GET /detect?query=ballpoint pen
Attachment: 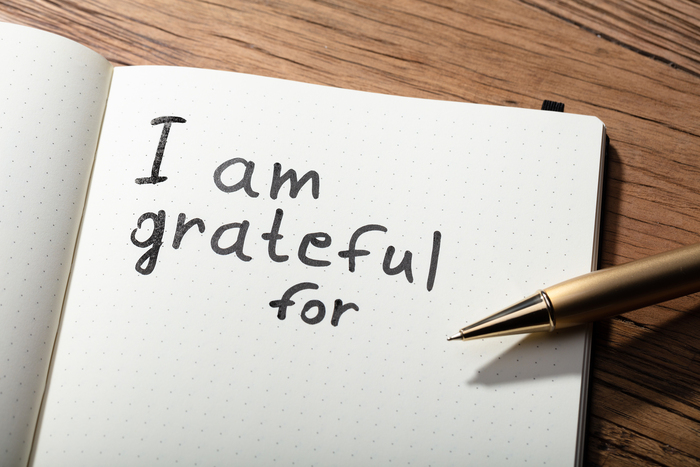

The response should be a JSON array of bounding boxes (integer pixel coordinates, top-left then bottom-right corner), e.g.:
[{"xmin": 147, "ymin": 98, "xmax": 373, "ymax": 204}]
[{"xmin": 448, "ymin": 242, "xmax": 700, "ymax": 341}]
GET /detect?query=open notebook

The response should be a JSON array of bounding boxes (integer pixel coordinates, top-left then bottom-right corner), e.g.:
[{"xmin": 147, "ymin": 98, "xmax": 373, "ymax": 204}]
[{"xmin": 0, "ymin": 22, "xmax": 605, "ymax": 467}]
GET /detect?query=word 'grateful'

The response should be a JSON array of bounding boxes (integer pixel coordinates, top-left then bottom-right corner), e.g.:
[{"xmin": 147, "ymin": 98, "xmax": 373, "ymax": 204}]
[{"xmin": 130, "ymin": 208, "xmax": 442, "ymax": 292}]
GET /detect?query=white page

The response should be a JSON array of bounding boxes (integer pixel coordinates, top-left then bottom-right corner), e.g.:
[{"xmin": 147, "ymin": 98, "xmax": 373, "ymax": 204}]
[
  {"xmin": 0, "ymin": 23, "xmax": 112, "ymax": 467},
  {"xmin": 33, "ymin": 66, "xmax": 604, "ymax": 466}
]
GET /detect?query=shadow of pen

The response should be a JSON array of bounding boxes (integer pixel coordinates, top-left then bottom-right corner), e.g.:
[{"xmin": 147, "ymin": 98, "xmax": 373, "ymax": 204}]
[{"xmin": 465, "ymin": 326, "xmax": 587, "ymax": 386}]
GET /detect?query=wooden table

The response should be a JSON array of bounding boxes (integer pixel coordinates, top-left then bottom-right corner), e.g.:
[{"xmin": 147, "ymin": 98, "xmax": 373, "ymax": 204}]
[{"xmin": 2, "ymin": 1, "xmax": 699, "ymax": 464}]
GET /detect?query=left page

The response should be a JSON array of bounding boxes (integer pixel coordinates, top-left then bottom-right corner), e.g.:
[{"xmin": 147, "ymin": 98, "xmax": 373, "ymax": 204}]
[{"xmin": 0, "ymin": 23, "xmax": 112, "ymax": 467}]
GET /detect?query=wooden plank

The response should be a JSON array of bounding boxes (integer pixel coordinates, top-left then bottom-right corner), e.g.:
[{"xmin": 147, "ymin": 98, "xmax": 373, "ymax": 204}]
[
  {"xmin": 587, "ymin": 413, "xmax": 700, "ymax": 466},
  {"xmin": 520, "ymin": 0, "xmax": 700, "ymax": 76},
  {"xmin": 587, "ymin": 307, "xmax": 700, "ymax": 464}
]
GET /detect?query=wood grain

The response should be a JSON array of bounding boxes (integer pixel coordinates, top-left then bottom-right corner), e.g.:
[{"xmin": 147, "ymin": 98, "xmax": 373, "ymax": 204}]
[
  {"xmin": 522, "ymin": 0, "xmax": 700, "ymax": 77},
  {"xmin": 2, "ymin": 1, "xmax": 700, "ymax": 465}
]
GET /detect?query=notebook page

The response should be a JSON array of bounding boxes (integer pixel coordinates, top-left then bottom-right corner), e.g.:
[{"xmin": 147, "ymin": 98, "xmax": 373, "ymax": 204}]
[
  {"xmin": 0, "ymin": 23, "xmax": 112, "ymax": 467},
  {"xmin": 33, "ymin": 65, "xmax": 604, "ymax": 466}
]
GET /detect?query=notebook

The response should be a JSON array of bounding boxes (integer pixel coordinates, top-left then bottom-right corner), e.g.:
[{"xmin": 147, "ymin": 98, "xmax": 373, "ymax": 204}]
[{"xmin": 0, "ymin": 22, "xmax": 605, "ymax": 466}]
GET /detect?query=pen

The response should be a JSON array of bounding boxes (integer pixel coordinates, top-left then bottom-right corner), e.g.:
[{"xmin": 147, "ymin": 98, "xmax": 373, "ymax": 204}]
[{"xmin": 448, "ymin": 242, "xmax": 700, "ymax": 341}]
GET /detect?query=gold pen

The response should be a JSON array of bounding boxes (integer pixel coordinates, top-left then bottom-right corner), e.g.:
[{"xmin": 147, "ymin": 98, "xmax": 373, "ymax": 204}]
[{"xmin": 448, "ymin": 242, "xmax": 700, "ymax": 341}]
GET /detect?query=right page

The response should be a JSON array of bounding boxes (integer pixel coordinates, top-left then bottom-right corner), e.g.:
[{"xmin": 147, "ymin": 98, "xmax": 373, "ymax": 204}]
[{"xmin": 33, "ymin": 66, "xmax": 605, "ymax": 466}]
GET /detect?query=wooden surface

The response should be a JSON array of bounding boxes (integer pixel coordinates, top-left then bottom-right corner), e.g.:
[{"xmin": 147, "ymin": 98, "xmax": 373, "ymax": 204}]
[{"xmin": 2, "ymin": 0, "xmax": 699, "ymax": 464}]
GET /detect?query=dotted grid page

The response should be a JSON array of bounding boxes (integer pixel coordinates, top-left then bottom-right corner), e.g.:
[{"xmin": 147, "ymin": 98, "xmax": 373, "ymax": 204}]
[
  {"xmin": 0, "ymin": 23, "xmax": 112, "ymax": 467},
  {"xmin": 32, "ymin": 66, "xmax": 604, "ymax": 466}
]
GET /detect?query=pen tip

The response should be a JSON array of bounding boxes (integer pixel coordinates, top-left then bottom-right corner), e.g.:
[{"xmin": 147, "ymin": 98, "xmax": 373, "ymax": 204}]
[{"xmin": 447, "ymin": 333, "xmax": 462, "ymax": 341}]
